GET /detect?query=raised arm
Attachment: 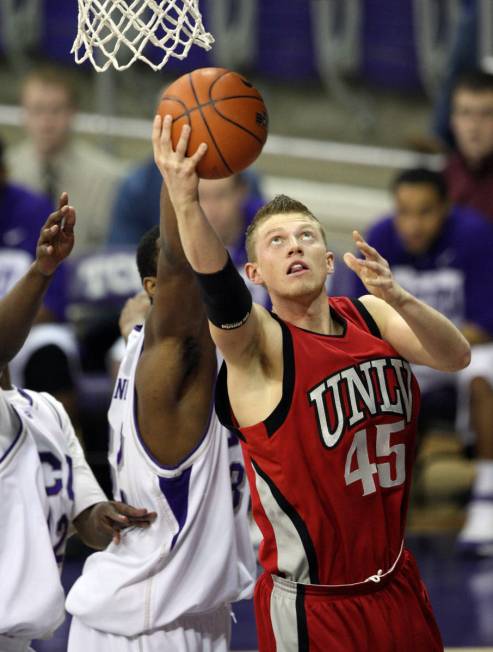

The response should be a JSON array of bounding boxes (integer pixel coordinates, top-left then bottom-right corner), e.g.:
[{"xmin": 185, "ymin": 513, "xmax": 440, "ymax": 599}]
[
  {"xmin": 145, "ymin": 118, "xmax": 212, "ymax": 341},
  {"xmin": 0, "ymin": 193, "xmax": 75, "ymax": 368},
  {"xmin": 152, "ymin": 114, "xmax": 268, "ymax": 366},
  {"xmin": 344, "ymin": 230, "xmax": 471, "ymax": 371}
]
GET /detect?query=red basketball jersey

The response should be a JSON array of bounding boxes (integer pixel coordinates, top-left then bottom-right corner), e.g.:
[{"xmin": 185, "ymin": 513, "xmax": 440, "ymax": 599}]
[{"xmin": 216, "ymin": 296, "xmax": 421, "ymax": 585}]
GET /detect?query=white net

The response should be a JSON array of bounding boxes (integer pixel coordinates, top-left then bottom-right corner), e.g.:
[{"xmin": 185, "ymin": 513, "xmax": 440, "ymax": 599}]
[{"xmin": 71, "ymin": 0, "xmax": 214, "ymax": 72}]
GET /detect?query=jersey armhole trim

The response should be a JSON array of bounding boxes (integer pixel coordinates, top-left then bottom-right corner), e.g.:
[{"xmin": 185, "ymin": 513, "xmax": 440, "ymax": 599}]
[
  {"xmin": 351, "ymin": 298, "xmax": 382, "ymax": 339},
  {"xmin": 215, "ymin": 314, "xmax": 296, "ymax": 439},
  {"xmin": 215, "ymin": 364, "xmax": 246, "ymax": 442},
  {"xmin": 133, "ymin": 385, "xmax": 214, "ymax": 472},
  {"xmin": 265, "ymin": 314, "xmax": 296, "ymax": 437}
]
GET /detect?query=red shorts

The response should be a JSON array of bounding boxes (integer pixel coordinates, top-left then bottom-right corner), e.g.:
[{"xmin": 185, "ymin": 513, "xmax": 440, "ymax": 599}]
[{"xmin": 254, "ymin": 548, "xmax": 443, "ymax": 652}]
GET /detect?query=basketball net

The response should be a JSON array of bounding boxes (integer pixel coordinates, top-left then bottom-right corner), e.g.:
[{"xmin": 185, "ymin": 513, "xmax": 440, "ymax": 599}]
[{"xmin": 71, "ymin": 0, "xmax": 214, "ymax": 72}]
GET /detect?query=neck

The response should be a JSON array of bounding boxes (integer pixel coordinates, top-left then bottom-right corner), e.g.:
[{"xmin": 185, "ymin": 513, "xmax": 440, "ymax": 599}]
[{"xmin": 271, "ymin": 289, "xmax": 339, "ymax": 335}]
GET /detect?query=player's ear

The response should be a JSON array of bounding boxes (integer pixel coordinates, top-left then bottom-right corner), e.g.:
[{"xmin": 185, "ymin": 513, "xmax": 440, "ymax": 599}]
[
  {"xmin": 326, "ymin": 251, "xmax": 335, "ymax": 275},
  {"xmin": 245, "ymin": 261, "xmax": 263, "ymax": 285},
  {"xmin": 143, "ymin": 276, "xmax": 157, "ymax": 299}
]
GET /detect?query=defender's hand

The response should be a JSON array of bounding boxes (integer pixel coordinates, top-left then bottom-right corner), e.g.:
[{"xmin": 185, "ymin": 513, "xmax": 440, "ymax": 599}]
[
  {"xmin": 91, "ymin": 501, "xmax": 157, "ymax": 544},
  {"xmin": 152, "ymin": 114, "xmax": 208, "ymax": 211},
  {"xmin": 343, "ymin": 230, "xmax": 408, "ymax": 307},
  {"xmin": 34, "ymin": 192, "xmax": 75, "ymax": 277}
]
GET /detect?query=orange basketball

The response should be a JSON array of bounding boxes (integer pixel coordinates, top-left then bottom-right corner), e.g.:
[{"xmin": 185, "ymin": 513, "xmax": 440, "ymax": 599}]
[{"xmin": 157, "ymin": 67, "xmax": 268, "ymax": 179}]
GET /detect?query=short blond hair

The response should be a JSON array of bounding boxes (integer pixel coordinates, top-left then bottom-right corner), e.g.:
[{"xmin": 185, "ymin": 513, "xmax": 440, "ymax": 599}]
[{"xmin": 245, "ymin": 194, "xmax": 326, "ymax": 261}]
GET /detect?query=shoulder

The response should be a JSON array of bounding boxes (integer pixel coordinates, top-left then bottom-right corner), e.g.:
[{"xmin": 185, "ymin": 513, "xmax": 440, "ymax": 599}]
[
  {"xmin": 330, "ymin": 295, "xmax": 382, "ymax": 338},
  {"xmin": 34, "ymin": 391, "xmax": 70, "ymax": 432}
]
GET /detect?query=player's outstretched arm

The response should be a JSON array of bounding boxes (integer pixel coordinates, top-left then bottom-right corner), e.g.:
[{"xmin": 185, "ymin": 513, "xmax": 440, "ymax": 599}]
[
  {"xmin": 152, "ymin": 114, "xmax": 266, "ymax": 366},
  {"xmin": 344, "ymin": 230, "xmax": 471, "ymax": 371},
  {"xmin": 0, "ymin": 193, "xmax": 75, "ymax": 368}
]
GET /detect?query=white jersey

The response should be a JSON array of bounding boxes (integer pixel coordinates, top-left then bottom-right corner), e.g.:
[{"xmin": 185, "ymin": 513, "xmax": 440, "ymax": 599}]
[
  {"xmin": 66, "ymin": 325, "xmax": 256, "ymax": 637},
  {"xmin": 0, "ymin": 386, "xmax": 107, "ymax": 643}
]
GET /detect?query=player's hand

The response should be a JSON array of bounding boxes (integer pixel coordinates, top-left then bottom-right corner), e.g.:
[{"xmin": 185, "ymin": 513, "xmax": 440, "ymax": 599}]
[
  {"xmin": 119, "ymin": 291, "xmax": 150, "ymax": 341},
  {"xmin": 343, "ymin": 231, "xmax": 408, "ymax": 307},
  {"xmin": 91, "ymin": 501, "xmax": 157, "ymax": 545},
  {"xmin": 34, "ymin": 193, "xmax": 76, "ymax": 276},
  {"xmin": 152, "ymin": 114, "xmax": 207, "ymax": 211}
]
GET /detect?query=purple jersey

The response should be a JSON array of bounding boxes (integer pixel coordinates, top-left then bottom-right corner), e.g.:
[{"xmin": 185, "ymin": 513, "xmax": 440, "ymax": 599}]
[
  {"xmin": 348, "ymin": 205, "xmax": 493, "ymax": 337},
  {"xmin": 0, "ymin": 183, "xmax": 67, "ymax": 321}
]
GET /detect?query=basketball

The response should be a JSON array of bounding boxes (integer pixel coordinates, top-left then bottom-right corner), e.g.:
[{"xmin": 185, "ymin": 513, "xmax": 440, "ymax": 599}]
[{"xmin": 157, "ymin": 67, "xmax": 268, "ymax": 179}]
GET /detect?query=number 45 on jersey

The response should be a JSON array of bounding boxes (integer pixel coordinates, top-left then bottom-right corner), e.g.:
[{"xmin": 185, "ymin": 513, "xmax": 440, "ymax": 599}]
[{"xmin": 345, "ymin": 420, "xmax": 406, "ymax": 496}]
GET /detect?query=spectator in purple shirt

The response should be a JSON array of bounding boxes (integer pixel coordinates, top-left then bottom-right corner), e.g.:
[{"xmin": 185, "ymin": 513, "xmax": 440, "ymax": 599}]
[
  {"xmin": 342, "ymin": 167, "xmax": 493, "ymax": 556},
  {"xmin": 0, "ymin": 137, "xmax": 79, "ymax": 421},
  {"xmin": 444, "ymin": 70, "xmax": 493, "ymax": 222}
]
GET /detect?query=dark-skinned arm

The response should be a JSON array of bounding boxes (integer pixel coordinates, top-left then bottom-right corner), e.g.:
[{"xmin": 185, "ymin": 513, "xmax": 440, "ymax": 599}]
[
  {"xmin": 74, "ymin": 501, "xmax": 157, "ymax": 549},
  {"xmin": 0, "ymin": 193, "xmax": 75, "ymax": 368},
  {"xmin": 146, "ymin": 134, "xmax": 207, "ymax": 341}
]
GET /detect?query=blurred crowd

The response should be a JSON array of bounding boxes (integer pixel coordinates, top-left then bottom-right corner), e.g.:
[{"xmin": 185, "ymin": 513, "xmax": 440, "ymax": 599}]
[{"xmin": 2, "ymin": 55, "xmax": 493, "ymax": 556}]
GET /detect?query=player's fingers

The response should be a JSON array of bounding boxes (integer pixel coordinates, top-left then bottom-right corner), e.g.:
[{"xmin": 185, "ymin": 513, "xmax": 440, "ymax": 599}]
[
  {"xmin": 57, "ymin": 192, "xmax": 69, "ymax": 210},
  {"xmin": 39, "ymin": 224, "xmax": 60, "ymax": 244},
  {"xmin": 113, "ymin": 528, "xmax": 122, "ymax": 545},
  {"xmin": 127, "ymin": 512, "xmax": 157, "ymax": 524},
  {"xmin": 152, "ymin": 114, "xmax": 163, "ymax": 148},
  {"xmin": 189, "ymin": 142, "xmax": 208, "ymax": 166},
  {"xmin": 39, "ymin": 244, "xmax": 54, "ymax": 257},
  {"xmin": 126, "ymin": 519, "xmax": 154, "ymax": 528},
  {"xmin": 111, "ymin": 501, "xmax": 149, "ymax": 518},
  {"xmin": 360, "ymin": 259, "xmax": 389, "ymax": 275},
  {"xmin": 343, "ymin": 252, "xmax": 364, "ymax": 274},
  {"xmin": 363, "ymin": 277, "xmax": 392, "ymax": 288},
  {"xmin": 355, "ymin": 239, "xmax": 382, "ymax": 262},
  {"xmin": 43, "ymin": 207, "xmax": 64, "ymax": 230},
  {"xmin": 175, "ymin": 123, "xmax": 191, "ymax": 157},
  {"xmin": 61, "ymin": 206, "xmax": 76, "ymax": 236}
]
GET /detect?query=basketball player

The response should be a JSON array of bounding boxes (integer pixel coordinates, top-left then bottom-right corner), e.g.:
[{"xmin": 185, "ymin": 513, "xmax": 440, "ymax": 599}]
[
  {"xmin": 0, "ymin": 197, "xmax": 155, "ymax": 651},
  {"xmin": 65, "ymin": 131, "xmax": 256, "ymax": 649},
  {"xmin": 156, "ymin": 114, "xmax": 471, "ymax": 650}
]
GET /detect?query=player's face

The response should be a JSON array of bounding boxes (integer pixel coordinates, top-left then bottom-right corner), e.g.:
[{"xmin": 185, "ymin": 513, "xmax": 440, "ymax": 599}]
[
  {"xmin": 198, "ymin": 177, "xmax": 245, "ymax": 246},
  {"xmin": 394, "ymin": 183, "xmax": 448, "ymax": 255},
  {"xmin": 22, "ymin": 80, "xmax": 74, "ymax": 157},
  {"xmin": 452, "ymin": 89, "xmax": 493, "ymax": 165},
  {"xmin": 247, "ymin": 213, "xmax": 332, "ymax": 301}
]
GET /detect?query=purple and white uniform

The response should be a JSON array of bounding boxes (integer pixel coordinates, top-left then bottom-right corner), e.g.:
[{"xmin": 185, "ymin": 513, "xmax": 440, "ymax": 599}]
[
  {"xmin": 0, "ymin": 387, "xmax": 105, "ymax": 651},
  {"xmin": 66, "ymin": 325, "xmax": 256, "ymax": 652}
]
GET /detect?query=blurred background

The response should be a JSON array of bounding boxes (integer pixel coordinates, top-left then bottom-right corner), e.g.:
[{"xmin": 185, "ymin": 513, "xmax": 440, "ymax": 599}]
[{"xmin": 1, "ymin": 1, "xmax": 493, "ymax": 650}]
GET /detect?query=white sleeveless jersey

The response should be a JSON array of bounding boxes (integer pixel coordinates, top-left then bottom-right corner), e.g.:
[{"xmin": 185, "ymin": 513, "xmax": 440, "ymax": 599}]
[
  {"xmin": 0, "ymin": 388, "xmax": 106, "ymax": 640},
  {"xmin": 66, "ymin": 325, "xmax": 256, "ymax": 637},
  {"xmin": 5, "ymin": 388, "xmax": 107, "ymax": 566},
  {"xmin": 0, "ymin": 391, "xmax": 65, "ymax": 640}
]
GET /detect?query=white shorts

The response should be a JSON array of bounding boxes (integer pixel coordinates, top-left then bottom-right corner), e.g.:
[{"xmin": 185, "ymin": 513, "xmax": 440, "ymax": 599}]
[{"xmin": 67, "ymin": 604, "xmax": 231, "ymax": 652}]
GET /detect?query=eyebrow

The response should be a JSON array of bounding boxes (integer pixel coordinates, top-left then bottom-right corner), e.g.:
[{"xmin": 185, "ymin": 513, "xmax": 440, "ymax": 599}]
[{"xmin": 262, "ymin": 223, "xmax": 317, "ymax": 238}]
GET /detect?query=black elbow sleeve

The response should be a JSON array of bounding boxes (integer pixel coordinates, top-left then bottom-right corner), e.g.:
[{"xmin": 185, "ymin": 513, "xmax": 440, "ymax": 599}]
[{"xmin": 194, "ymin": 255, "xmax": 253, "ymax": 330}]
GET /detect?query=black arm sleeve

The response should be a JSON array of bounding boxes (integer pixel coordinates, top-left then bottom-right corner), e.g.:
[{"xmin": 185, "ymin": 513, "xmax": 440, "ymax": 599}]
[{"xmin": 194, "ymin": 255, "xmax": 253, "ymax": 330}]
